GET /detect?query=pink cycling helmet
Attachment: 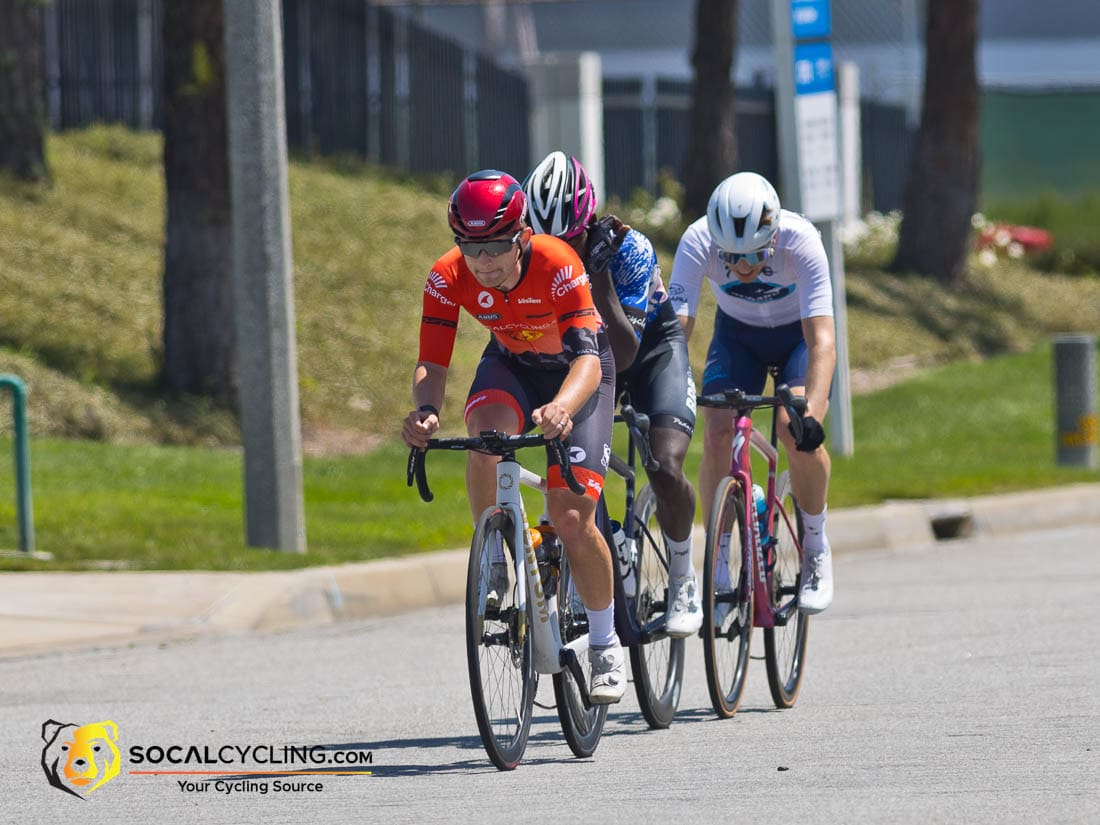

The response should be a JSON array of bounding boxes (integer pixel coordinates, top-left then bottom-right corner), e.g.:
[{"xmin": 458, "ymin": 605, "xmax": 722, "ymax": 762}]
[{"xmin": 522, "ymin": 151, "xmax": 597, "ymax": 240}]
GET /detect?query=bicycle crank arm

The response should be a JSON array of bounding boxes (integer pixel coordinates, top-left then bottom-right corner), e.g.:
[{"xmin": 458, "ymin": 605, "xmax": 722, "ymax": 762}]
[{"xmin": 559, "ymin": 648, "xmax": 594, "ymax": 711}]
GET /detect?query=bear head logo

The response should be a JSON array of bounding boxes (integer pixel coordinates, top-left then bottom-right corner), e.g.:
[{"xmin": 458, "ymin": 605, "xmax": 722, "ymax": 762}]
[{"xmin": 41, "ymin": 719, "xmax": 121, "ymax": 798}]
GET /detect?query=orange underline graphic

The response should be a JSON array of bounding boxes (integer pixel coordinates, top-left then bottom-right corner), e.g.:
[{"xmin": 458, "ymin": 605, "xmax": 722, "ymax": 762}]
[{"xmin": 129, "ymin": 770, "xmax": 372, "ymax": 776}]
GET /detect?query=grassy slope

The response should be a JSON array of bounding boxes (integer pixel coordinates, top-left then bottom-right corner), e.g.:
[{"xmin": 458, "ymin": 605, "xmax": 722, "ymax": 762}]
[{"xmin": 1, "ymin": 126, "xmax": 1099, "ymax": 569}]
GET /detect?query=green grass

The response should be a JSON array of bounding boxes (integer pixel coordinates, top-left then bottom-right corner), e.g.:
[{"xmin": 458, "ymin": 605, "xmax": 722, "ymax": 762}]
[
  {"xmin": 2, "ymin": 341, "xmax": 1096, "ymax": 570},
  {"xmin": 1, "ymin": 125, "xmax": 1099, "ymax": 570}
]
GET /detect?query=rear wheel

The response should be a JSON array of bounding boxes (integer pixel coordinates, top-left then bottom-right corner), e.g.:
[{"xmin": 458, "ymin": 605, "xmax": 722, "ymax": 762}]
[
  {"xmin": 466, "ymin": 508, "xmax": 534, "ymax": 770},
  {"xmin": 702, "ymin": 477, "xmax": 753, "ymax": 719},
  {"xmin": 764, "ymin": 471, "xmax": 809, "ymax": 708},
  {"xmin": 553, "ymin": 548, "xmax": 608, "ymax": 757},
  {"xmin": 628, "ymin": 484, "xmax": 684, "ymax": 729}
]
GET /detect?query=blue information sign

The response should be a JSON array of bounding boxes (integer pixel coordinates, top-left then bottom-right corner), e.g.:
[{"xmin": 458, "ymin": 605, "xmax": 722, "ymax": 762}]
[
  {"xmin": 793, "ymin": 41, "xmax": 835, "ymax": 95},
  {"xmin": 791, "ymin": 0, "xmax": 831, "ymax": 40}
]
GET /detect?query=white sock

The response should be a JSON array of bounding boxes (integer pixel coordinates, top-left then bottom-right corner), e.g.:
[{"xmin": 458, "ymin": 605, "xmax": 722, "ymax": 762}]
[
  {"xmin": 587, "ymin": 604, "xmax": 617, "ymax": 648},
  {"xmin": 666, "ymin": 534, "xmax": 694, "ymax": 580},
  {"xmin": 799, "ymin": 505, "xmax": 829, "ymax": 555}
]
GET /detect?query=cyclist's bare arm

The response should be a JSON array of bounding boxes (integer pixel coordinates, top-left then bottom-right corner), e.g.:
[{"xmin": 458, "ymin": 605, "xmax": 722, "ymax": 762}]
[
  {"xmin": 589, "ymin": 267, "xmax": 640, "ymax": 370},
  {"xmin": 677, "ymin": 312, "xmax": 695, "ymax": 343},
  {"xmin": 403, "ymin": 361, "xmax": 448, "ymax": 448},
  {"xmin": 800, "ymin": 315, "xmax": 836, "ymax": 421},
  {"xmin": 532, "ymin": 353, "xmax": 601, "ymax": 441}
]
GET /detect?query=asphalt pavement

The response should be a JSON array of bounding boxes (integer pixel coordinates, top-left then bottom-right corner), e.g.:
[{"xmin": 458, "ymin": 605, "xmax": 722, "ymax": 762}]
[{"xmin": 1, "ymin": 483, "xmax": 1097, "ymax": 659}]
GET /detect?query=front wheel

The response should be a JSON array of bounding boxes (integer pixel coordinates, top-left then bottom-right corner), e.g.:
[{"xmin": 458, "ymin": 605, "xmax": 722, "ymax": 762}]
[
  {"xmin": 628, "ymin": 484, "xmax": 684, "ymax": 729},
  {"xmin": 466, "ymin": 508, "xmax": 535, "ymax": 770},
  {"xmin": 553, "ymin": 547, "xmax": 608, "ymax": 757},
  {"xmin": 764, "ymin": 470, "xmax": 809, "ymax": 708},
  {"xmin": 702, "ymin": 477, "xmax": 753, "ymax": 719}
]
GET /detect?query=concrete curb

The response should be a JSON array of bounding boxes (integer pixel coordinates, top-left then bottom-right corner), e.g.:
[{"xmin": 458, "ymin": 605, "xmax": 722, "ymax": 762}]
[
  {"xmin": 245, "ymin": 482, "xmax": 1100, "ymax": 631},
  {"xmin": 1, "ymin": 483, "xmax": 1095, "ymax": 657}
]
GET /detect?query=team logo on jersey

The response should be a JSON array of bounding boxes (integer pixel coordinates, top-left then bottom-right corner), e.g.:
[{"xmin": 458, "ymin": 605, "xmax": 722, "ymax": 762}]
[
  {"xmin": 552, "ymin": 266, "xmax": 587, "ymax": 299},
  {"xmin": 477, "ymin": 291, "xmax": 495, "ymax": 308},
  {"xmin": 425, "ymin": 271, "xmax": 456, "ymax": 306},
  {"xmin": 514, "ymin": 330, "xmax": 544, "ymax": 343},
  {"xmin": 719, "ymin": 278, "xmax": 796, "ymax": 303}
]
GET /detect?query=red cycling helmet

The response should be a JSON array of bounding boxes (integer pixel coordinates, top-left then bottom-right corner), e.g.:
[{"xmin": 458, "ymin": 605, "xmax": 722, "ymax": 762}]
[{"xmin": 448, "ymin": 170, "xmax": 528, "ymax": 240}]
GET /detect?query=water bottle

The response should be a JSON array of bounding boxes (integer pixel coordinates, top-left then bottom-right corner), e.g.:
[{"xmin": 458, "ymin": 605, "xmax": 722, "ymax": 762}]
[
  {"xmin": 536, "ymin": 522, "xmax": 560, "ymax": 594},
  {"xmin": 610, "ymin": 520, "xmax": 637, "ymax": 598},
  {"xmin": 752, "ymin": 484, "xmax": 769, "ymax": 541}
]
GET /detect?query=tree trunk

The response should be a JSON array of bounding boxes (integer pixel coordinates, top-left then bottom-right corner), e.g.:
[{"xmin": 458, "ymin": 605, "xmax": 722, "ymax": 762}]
[
  {"xmin": 0, "ymin": 0, "xmax": 48, "ymax": 182},
  {"xmin": 892, "ymin": 0, "xmax": 980, "ymax": 285},
  {"xmin": 162, "ymin": 0, "xmax": 236, "ymax": 401},
  {"xmin": 682, "ymin": 0, "xmax": 739, "ymax": 220}
]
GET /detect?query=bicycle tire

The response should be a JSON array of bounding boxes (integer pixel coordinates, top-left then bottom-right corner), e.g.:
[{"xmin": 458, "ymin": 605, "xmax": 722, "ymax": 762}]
[
  {"xmin": 552, "ymin": 548, "xmax": 608, "ymax": 758},
  {"xmin": 702, "ymin": 476, "xmax": 753, "ymax": 718},
  {"xmin": 466, "ymin": 507, "xmax": 535, "ymax": 770},
  {"xmin": 764, "ymin": 470, "xmax": 810, "ymax": 708},
  {"xmin": 628, "ymin": 484, "xmax": 685, "ymax": 729}
]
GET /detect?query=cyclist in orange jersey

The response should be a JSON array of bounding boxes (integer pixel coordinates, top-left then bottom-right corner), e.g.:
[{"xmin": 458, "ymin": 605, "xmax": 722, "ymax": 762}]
[{"xmin": 402, "ymin": 170, "xmax": 626, "ymax": 704}]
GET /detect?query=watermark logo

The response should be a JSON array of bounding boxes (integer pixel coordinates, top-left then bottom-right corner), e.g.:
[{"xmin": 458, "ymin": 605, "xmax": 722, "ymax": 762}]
[{"xmin": 41, "ymin": 719, "xmax": 121, "ymax": 798}]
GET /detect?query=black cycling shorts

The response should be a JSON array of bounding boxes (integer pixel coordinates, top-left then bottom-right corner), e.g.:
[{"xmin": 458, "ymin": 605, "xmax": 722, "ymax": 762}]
[
  {"xmin": 465, "ymin": 334, "xmax": 615, "ymax": 501},
  {"xmin": 617, "ymin": 301, "xmax": 696, "ymax": 437}
]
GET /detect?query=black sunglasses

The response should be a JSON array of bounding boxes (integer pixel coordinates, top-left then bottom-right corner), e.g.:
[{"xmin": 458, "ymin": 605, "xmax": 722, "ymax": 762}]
[{"xmin": 455, "ymin": 231, "xmax": 522, "ymax": 258}]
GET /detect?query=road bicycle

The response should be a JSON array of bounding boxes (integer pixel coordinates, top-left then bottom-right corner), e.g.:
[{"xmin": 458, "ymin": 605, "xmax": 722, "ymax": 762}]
[
  {"xmin": 407, "ymin": 421, "xmax": 682, "ymax": 769},
  {"xmin": 606, "ymin": 401, "xmax": 684, "ymax": 729},
  {"xmin": 696, "ymin": 379, "xmax": 810, "ymax": 718}
]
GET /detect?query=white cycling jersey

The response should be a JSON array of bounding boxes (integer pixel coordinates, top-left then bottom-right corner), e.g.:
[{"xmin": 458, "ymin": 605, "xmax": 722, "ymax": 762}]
[{"xmin": 667, "ymin": 209, "xmax": 834, "ymax": 327}]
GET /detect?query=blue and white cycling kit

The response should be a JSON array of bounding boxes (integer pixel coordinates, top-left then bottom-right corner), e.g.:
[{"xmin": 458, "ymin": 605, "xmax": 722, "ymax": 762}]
[{"xmin": 606, "ymin": 229, "xmax": 695, "ymax": 436}]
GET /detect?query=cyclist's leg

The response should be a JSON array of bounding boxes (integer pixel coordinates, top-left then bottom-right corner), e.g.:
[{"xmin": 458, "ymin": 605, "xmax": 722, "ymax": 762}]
[
  {"xmin": 626, "ymin": 304, "xmax": 701, "ymax": 635},
  {"xmin": 775, "ymin": 336, "xmax": 833, "ymax": 613},
  {"xmin": 545, "ymin": 342, "xmax": 616, "ymax": 616},
  {"xmin": 464, "ymin": 346, "xmax": 530, "ymax": 522},
  {"xmin": 699, "ymin": 309, "xmax": 768, "ymax": 524},
  {"xmin": 545, "ymin": 343, "xmax": 624, "ymax": 703},
  {"xmin": 626, "ymin": 302, "xmax": 697, "ymax": 546}
]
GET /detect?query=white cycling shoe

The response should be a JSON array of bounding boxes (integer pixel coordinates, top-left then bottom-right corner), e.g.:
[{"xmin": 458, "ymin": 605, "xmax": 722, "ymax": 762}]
[
  {"xmin": 666, "ymin": 573, "xmax": 703, "ymax": 637},
  {"xmin": 588, "ymin": 643, "xmax": 626, "ymax": 704},
  {"xmin": 799, "ymin": 543, "xmax": 833, "ymax": 614}
]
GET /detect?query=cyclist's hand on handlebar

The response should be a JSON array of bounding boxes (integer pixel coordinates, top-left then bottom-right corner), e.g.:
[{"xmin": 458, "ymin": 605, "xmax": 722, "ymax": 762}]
[
  {"xmin": 532, "ymin": 402, "xmax": 573, "ymax": 441},
  {"xmin": 789, "ymin": 414, "xmax": 825, "ymax": 452},
  {"xmin": 402, "ymin": 407, "xmax": 439, "ymax": 450}
]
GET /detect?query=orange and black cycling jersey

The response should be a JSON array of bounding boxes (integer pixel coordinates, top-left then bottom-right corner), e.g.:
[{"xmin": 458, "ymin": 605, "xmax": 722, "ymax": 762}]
[{"xmin": 418, "ymin": 234, "xmax": 604, "ymax": 371}]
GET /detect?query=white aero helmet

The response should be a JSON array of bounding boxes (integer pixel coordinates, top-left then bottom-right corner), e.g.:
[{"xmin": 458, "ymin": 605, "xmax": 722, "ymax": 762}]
[{"xmin": 706, "ymin": 172, "xmax": 781, "ymax": 254}]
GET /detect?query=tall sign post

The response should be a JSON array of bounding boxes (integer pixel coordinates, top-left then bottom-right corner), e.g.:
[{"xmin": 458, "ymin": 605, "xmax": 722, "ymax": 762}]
[
  {"xmin": 224, "ymin": 1, "xmax": 307, "ymax": 551},
  {"xmin": 770, "ymin": 0, "xmax": 854, "ymax": 456}
]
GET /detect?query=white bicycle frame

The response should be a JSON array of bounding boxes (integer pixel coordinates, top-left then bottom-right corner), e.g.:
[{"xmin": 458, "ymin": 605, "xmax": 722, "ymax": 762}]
[{"xmin": 493, "ymin": 458, "xmax": 590, "ymax": 675}]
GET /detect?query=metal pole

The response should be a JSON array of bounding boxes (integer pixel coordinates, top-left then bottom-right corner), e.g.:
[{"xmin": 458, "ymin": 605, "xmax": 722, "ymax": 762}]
[
  {"xmin": 224, "ymin": 0, "xmax": 307, "ymax": 551},
  {"xmin": 1053, "ymin": 335, "xmax": 1098, "ymax": 469},
  {"xmin": 0, "ymin": 375, "xmax": 35, "ymax": 554}
]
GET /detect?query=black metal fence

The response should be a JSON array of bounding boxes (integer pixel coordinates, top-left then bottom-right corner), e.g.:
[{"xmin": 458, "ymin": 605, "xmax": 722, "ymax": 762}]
[
  {"xmin": 42, "ymin": 0, "xmax": 910, "ymax": 211},
  {"xmin": 44, "ymin": 0, "xmax": 530, "ymax": 179}
]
